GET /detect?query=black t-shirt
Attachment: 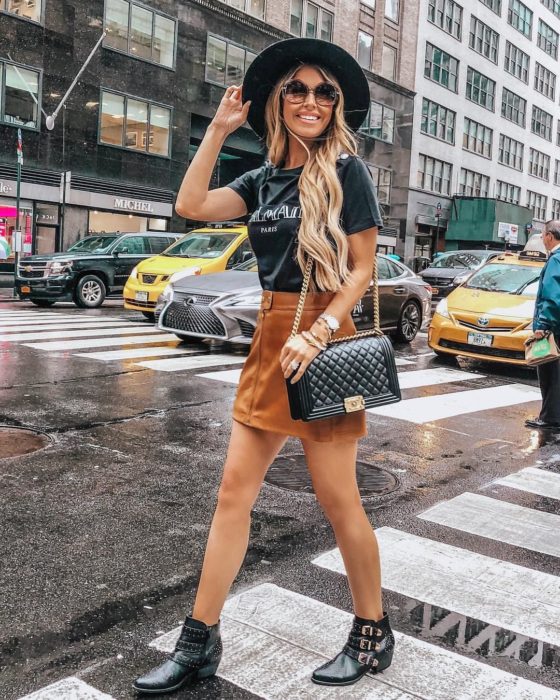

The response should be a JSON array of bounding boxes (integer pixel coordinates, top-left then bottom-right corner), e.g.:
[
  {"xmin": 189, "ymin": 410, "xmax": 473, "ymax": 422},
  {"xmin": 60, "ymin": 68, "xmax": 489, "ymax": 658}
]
[{"xmin": 226, "ymin": 154, "xmax": 384, "ymax": 292}]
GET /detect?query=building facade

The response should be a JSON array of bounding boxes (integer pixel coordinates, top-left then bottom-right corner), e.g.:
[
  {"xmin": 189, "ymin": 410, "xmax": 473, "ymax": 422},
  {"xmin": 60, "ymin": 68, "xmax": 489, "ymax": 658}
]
[
  {"xmin": 407, "ymin": 0, "xmax": 560, "ymax": 259},
  {"xmin": 0, "ymin": 0, "xmax": 417, "ymax": 271}
]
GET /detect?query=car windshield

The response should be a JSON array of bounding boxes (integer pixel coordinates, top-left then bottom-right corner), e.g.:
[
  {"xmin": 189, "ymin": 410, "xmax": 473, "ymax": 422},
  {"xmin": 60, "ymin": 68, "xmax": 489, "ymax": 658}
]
[
  {"xmin": 67, "ymin": 236, "xmax": 119, "ymax": 253},
  {"xmin": 163, "ymin": 233, "xmax": 238, "ymax": 258},
  {"xmin": 465, "ymin": 263, "xmax": 541, "ymax": 295},
  {"xmin": 429, "ymin": 252, "xmax": 487, "ymax": 269},
  {"xmin": 233, "ymin": 256, "xmax": 257, "ymax": 271}
]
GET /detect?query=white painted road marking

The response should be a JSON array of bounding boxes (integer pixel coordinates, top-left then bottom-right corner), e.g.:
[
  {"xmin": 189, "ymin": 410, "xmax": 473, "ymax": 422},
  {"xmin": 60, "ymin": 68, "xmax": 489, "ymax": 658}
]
[
  {"xmin": 419, "ymin": 492, "xmax": 560, "ymax": 558},
  {"xmin": 136, "ymin": 354, "xmax": 246, "ymax": 372},
  {"xmin": 25, "ymin": 334, "xmax": 180, "ymax": 351},
  {"xmin": 395, "ymin": 367, "xmax": 481, "ymax": 389},
  {"xmin": 491, "ymin": 467, "xmax": 560, "ymax": 501},
  {"xmin": 197, "ymin": 368, "xmax": 244, "ymax": 384},
  {"xmin": 18, "ymin": 676, "xmax": 115, "ymax": 699},
  {"xmin": 367, "ymin": 383, "xmax": 540, "ymax": 423},
  {"xmin": 76, "ymin": 346, "xmax": 199, "ymax": 361},
  {"xmin": 151, "ymin": 582, "xmax": 560, "ymax": 699},
  {"xmin": 313, "ymin": 527, "xmax": 560, "ymax": 647},
  {"xmin": 0, "ymin": 316, "xmax": 103, "ymax": 326},
  {"xmin": 395, "ymin": 357, "xmax": 414, "ymax": 366},
  {"xmin": 0, "ymin": 325, "xmax": 158, "ymax": 342},
  {"xmin": 0, "ymin": 321, "xmax": 147, "ymax": 333}
]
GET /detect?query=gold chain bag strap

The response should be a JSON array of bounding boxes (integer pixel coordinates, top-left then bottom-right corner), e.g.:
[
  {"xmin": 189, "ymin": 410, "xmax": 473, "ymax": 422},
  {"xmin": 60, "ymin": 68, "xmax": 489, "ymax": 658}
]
[{"xmin": 285, "ymin": 255, "xmax": 401, "ymax": 422}]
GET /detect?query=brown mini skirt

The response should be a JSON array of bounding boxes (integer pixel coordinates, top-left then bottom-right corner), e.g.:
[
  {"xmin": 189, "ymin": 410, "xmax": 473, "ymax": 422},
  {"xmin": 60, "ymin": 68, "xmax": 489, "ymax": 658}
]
[{"xmin": 232, "ymin": 290, "xmax": 367, "ymax": 443}]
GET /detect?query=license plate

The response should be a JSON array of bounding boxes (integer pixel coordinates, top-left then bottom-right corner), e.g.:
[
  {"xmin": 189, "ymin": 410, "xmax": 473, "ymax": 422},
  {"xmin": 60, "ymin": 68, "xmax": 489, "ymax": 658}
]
[
  {"xmin": 467, "ymin": 332, "xmax": 493, "ymax": 347},
  {"xmin": 21, "ymin": 285, "xmax": 31, "ymax": 294},
  {"xmin": 431, "ymin": 287, "xmax": 439, "ymax": 296},
  {"xmin": 135, "ymin": 291, "xmax": 148, "ymax": 303}
]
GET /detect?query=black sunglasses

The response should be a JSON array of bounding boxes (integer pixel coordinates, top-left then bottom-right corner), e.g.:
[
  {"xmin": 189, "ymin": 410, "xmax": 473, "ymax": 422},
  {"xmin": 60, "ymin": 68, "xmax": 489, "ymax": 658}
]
[{"xmin": 281, "ymin": 79, "xmax": 339, "ymax": 107}]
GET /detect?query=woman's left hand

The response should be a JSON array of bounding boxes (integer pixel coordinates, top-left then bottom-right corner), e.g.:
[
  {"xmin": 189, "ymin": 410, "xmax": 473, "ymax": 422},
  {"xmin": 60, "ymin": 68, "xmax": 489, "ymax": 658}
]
[{"xmin": 280, "ymin": 334, "xmax": 321, "ymax": 383}]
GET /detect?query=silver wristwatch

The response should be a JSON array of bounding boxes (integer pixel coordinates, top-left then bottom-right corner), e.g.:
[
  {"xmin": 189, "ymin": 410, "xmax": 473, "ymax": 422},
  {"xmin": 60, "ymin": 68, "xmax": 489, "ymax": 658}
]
[{"xmin": 318, "ymin": 312, "xmax": 340, "ymax": 333}]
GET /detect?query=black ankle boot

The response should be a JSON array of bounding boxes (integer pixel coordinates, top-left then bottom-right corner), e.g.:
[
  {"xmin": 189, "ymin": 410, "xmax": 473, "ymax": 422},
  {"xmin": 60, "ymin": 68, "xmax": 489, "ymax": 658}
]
[
  {"xmin": 311, "ymin": 611, "xmax": 395, "ymax": 686},
  {"xmin": 133, "ymin": 615, "xmax": 222, "ymax": 695}
]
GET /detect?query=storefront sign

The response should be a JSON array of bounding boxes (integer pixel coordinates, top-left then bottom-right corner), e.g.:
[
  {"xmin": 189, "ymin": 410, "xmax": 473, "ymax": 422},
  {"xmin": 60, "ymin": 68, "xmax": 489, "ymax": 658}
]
[
  {"xmin": 0, "ymin": 181, "xmax": 13, "ymax": 194},
  {"xmin": 114, "ymin": 197, "xmax": 154, "ymax": 213}
]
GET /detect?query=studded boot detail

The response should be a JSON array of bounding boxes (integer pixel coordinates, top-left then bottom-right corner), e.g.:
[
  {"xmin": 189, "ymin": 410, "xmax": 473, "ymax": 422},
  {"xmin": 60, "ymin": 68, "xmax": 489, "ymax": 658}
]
[
  {"xmin": 311, "ymin": 612, "xmax": 395, "ymax": 686},
  {"xmin": 133, "ymin": 615, "xmax": 222, "ymax": 695}
]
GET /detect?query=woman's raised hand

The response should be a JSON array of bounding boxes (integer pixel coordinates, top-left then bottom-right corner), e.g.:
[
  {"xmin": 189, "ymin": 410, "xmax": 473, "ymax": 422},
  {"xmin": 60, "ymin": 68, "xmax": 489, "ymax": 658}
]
[{"xmin": 211, "ymin": 85, "xmax": 251, "ymax": 135}]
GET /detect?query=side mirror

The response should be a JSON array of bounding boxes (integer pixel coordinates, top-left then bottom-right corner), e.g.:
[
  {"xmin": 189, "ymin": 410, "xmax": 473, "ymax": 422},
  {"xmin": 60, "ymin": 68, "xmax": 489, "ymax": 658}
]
[
  {"xmin": 113, "ymin": 250, "xmax": 120, "ymax": 257},
  {"xmin": 242, "ymin": 251, "xmax": 253, "ymax": 262}
]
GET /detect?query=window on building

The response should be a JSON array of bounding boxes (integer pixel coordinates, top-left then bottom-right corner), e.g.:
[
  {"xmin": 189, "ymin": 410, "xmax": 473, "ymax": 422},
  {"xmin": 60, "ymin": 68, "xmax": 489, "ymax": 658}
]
[
  {"xmin": 1, "ymin": 62, "xmax": 40, "ymax": 129},
  {"xmin": 222, "ymin": 0, "xmax": 265, "ymax": 19},
  {"xmin": 104, "ymin": 0, "xmax": 176, "ymax": 68},
  {"xmin": 527, "ymin": 190, "xmax": 547, "ymax": 220},
  {"xmin": 357, "ymin": 31, "xmax": 374, "ymax": 70},
  {"xmin": 531, "ymin": 105, "xmax": 553, "ymax": 141},
  {"xmin": 417, "ymin": 154, "xmax": 452, "ymax": 195},
  {"xmin": 529, "ymin": 148, "xmax": 550, "ymax": 180},
  {"xmin": 555, "ymin": 159, "xmax": 560, "ymax": 185},
  {"xmin": 99, "ymin": 90, "xmax": 171, "ymax": 156},
  {"xmin": 537, "ymin": 19, "xmax": 559, "ymax": 58},
  {"xmin": 469, "ymin": 16, "xmax": 499, "ymax": 63},
  {"xmin": 205, "ymin": 35, "xmax": 257, "ymax": 87},
  {"xmin": 424, "ymin": 43, "xmax": 459, "ymax": 92},
  {"xmin": 385, "ymin": 0, "xmax": 399, "ymax": 21},
  {"xmin": 367, "ymin": 164, "xmax": 392, "ymax": 204},
  {"xmin": 382, "ymin": 44, "xmax": 397, "ymax": 80},
  {"xmin": 501, "ymin": 87, "xmax": 526, "ymax": 126},
  {"xmin": 361, "ymin": 101, "xmax": 395, "ymax": 143},
  {"xmin": 421, "ymin": 98, "xmax": 456, "ymax": 143},
  {"xmin": 552, "ymin": 199, "xmax": 560, "ymax": 219},
  {"xmin": 498, "ymin": 134, "xmax": 524, "ymax": 170},
  {"xmin": 463, "ymin": 118, "xmax": 493, "ymax": 158},
  {"xmin": 466, "ymin": 67, "xmax": 495, "ymax": 110},
  {"xmin": 427, "ymin": 0, "xmax": 462, "ymax": 40},
  {"xmin": 1, "ymin": 0, "xmax": 42, "ymax": 22},
  {"xmin": 507, "ymin": 0, "xmax": 532, "ymax": 38},
  {"xmin": 460, "ymin": 168, "xmax": 490, "ymax": 197},
  {"xmin": 496, "ymin": 180, "xmax": 520, "ymax": 204},
  {"xmin": 480, "ymin": 0, "xmax": 501, "ymax": 14},
  {"xmin": 542, "ymin": 0, "xmax": 560, "ymax": 20},
  {"xmin": 504, "ymin": 41, "xmax": 529, "ymax": 83},
  {"xmin": 361, "ymin": 0, "xmax": 376, "ymax": 6},
  {"xmin": 534, "ymin": 62, "xmax": 556, "ymax": 100},
  {"xmin": 290, "ymin": 0, "xmax": 333, "ymax": 41}
]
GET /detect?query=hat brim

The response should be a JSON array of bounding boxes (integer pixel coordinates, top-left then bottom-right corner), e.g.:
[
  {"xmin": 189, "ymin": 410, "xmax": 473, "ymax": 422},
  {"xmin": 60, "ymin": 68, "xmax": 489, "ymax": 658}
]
[{"xmin": 242, "ymin": 38, "xmax": 370, "ymax": 138}]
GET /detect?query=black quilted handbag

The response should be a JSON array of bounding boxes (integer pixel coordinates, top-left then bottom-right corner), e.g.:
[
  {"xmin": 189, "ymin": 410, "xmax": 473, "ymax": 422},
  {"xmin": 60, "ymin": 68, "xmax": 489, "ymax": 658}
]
[{"xmin": 286, "ymin": 256, "xmax": 401, "ymax": 422}]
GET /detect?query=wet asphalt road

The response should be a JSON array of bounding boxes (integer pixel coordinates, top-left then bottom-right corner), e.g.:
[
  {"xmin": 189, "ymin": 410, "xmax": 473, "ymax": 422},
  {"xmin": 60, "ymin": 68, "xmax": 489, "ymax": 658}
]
[{"xmin": 1, "ymin": 299, "xmax": 559, "ymax": 699}]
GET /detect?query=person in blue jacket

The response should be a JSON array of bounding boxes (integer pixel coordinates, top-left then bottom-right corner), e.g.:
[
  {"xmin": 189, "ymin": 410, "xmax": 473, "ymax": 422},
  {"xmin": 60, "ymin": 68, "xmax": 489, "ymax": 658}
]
[{"xmin": 526, "ymin": 220, "xmax": 560, "ymax": 428}]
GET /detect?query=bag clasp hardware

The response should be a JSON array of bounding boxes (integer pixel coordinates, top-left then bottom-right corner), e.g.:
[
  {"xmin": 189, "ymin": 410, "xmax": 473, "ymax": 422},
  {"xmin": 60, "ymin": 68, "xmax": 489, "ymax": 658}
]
[{"xmin": 344, "ymin": 395, "xmax": 365, "ymax": 412}]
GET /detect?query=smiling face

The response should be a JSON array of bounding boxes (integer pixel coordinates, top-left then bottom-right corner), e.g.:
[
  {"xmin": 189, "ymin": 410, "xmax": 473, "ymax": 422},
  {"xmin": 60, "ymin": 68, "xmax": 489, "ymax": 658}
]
[{"xmin": 281, "ymin": 65, "xmax": 336, "ymax": 142}]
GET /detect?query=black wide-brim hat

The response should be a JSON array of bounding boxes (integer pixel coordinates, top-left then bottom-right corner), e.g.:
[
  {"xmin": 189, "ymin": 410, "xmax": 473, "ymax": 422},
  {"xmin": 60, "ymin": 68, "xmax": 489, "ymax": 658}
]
[{"xmin": 242, "ymin": 38, "xmax": 370, "ymax": 138}]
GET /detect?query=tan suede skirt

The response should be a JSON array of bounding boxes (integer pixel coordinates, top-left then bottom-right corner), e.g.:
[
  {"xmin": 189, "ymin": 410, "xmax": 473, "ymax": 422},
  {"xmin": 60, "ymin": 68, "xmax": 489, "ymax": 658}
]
[{"xmin": 232, "ymin": 290, "xmax": 367, "ymax": 442}]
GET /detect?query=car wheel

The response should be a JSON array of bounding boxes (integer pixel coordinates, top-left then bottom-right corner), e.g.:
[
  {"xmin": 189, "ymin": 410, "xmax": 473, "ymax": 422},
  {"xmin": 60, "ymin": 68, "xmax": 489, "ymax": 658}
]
[
  {"xmin": 394, "ymin": 300, "xmax": 421, "ymax": 343},
  {"xmin": 30, "ymin": 299, "xmax": 55, "ymax": 307},
  {"xmin": 142, "ymin": 311, "xmax": 155, "ymax": 322},
  {"xmin": 74, "ymin": 275, "xmax": 106, "ymax": 308}
]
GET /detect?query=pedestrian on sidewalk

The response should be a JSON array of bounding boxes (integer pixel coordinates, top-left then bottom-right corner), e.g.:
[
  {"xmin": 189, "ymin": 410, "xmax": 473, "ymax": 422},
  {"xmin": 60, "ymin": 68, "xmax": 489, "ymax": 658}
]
[
  {"xmin": 525, "ymin": 220, "xmax": 560, "ymax": 429},
  {"xmin": 134, "ymin": 37, "xmax": 393, "ymax": 695}
]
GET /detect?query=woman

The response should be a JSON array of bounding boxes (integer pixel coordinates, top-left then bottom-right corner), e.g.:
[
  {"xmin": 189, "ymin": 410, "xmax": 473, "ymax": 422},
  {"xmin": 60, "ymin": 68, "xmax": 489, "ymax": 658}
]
[{"xmin": 134, "ymin": 37, "xmax": 393, "ymax": 695}]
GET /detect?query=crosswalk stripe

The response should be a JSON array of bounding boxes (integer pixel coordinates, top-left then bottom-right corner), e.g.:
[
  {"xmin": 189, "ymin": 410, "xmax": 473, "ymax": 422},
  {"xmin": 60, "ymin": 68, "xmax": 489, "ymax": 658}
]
[
  {"xmin": 491, "ymin": 467, "xmax": 560, "ymax": 501},
  {"xmin": 151, "ymin": 582, "xmax": 559, "ymax": 699},
  {"xmin": 0, "ymin": 317, "xmax": 128, "ymax": 327},
  {"xmin": 18, "ymin": 677, "xmax": 114, "ymax": 699},
  {"xmin": 367, "ymin": 383, "xmax": 540, "ymax": 423},
  {"xmin": 0, "ymin": 321, "xmax": 146, "ymax": 333},
  {"xmin": 75, "ymin": 346, "xmax": 198, "ymax": 361},
  {"xmin": 136, "ymin": 354, "xmax": 246, "ymax": 372},
  {"xmin": 25, "ymin": 334, "xmax": 179, "ymax": 351},
  {"xmin": 0, "ymin": 325, "xmax": 159, "ymax": 342},
  {"xmin": 313, "ymin": 527, "xmax": 560, "ymax": 648},
  {"xmin": 419, "ymin": 492, "xmax": 560, "ymax": 558},
  {"xmin": 395, "ymin": 357, "xmax": 413, "ymax": 366},
  {"xmin": 196, "ymin": 368, "xmax": 244, "ymax": 383}
]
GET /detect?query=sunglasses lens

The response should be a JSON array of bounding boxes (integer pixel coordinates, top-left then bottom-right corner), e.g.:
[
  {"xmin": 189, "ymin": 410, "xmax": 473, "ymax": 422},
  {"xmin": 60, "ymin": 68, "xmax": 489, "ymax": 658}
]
[
  {"xmin": 284, "ymin": 80, "xmax": 308, "ymax": 102},
  {"xmin": 315, "ymin": 83, "xmax": 338, "ymax": 105}
]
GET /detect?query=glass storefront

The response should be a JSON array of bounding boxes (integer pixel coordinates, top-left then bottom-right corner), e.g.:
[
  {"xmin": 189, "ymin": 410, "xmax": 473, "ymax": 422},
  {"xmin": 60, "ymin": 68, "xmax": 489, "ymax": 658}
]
[
  {"xmin": 0, "ymin": 198, "xmax": 33, "ymax": 264},
  {"xmin": 88, "ymin": 210, "xmax": 168, "ymax": 233}
]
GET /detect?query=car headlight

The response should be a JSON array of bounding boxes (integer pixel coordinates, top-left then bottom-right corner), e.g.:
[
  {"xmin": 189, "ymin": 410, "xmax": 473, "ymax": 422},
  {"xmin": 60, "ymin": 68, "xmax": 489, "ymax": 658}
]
[
  {"xmin": 454, "ymin": 272, "xmax": 472, "ymax": 286},
  {"xmin": 159, "ymin": 285, "xmax": 174, "ymax": 301},
  {"xmin": 169, "ymin": 267, "xmax": 202, "ymax": 283},
  {"xmin": 227, "ymin": 293, "xmax": 263, "ymax": 307},
  {"xmin": 129, "ymin": 265, "xmax": 139, "ymax": 280},
  {"xmin": 47, "ymin": 260, "xmax": 73, "ymax": 275},
  {"xmin": 435, "ymin": 298, "xmax": 450, "ymax": 318}
]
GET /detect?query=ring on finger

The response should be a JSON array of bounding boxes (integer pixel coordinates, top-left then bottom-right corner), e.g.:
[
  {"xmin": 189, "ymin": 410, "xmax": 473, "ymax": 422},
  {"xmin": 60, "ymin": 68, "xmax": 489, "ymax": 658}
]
[{"xmin": 290, "ymin": 359, "xmax": 301, "ymax": 371}]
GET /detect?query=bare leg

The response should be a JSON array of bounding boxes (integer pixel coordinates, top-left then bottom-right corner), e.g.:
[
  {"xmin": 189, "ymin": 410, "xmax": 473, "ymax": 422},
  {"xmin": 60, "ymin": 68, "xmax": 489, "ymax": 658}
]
[
  {"xmin": 302, "ymin": 438, "xmax": 383, "ymax": 620},
  {"xmin": 192, "ymin": 421, "xmax": 287, "ymax": 625}
]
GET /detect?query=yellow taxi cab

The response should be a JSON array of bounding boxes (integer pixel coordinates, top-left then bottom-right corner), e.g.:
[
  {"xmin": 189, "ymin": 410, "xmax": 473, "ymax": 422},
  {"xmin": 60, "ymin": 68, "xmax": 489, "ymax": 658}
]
[
  {"xmin": 428, "ymin": 245, "xmax": 546, "ymax": 365},
  {"xmin": 123, "ymin": 224, "xmax": 252, "ymax": 317}
]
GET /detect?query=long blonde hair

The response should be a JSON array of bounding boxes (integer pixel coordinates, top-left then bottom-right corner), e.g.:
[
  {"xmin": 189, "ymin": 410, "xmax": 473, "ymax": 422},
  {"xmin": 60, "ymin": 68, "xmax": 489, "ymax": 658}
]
[{"xmin": 264, "ymin": 65, "xmax": 359, "ymax": 291}]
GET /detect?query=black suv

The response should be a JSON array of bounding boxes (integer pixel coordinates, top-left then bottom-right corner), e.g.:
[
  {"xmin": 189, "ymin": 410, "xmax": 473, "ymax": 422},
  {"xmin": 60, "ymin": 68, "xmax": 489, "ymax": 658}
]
[{"xmin": 16, "ymin": 232, "xmax": 182, "ymax": 308}]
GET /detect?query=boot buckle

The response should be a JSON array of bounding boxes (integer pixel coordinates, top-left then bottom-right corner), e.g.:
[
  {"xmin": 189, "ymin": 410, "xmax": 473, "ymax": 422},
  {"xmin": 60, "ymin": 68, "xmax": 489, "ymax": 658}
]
[
  {"xmin": 358, "ymin": 652, "xmax": 379, "ymax": 667},
  {"xmin": 360, "ymin": 624, "xmax": 374, "ymax": 636},
  {"xmin": 359, "ymin": 639, "xmax": 371, "ymax": 650}
]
